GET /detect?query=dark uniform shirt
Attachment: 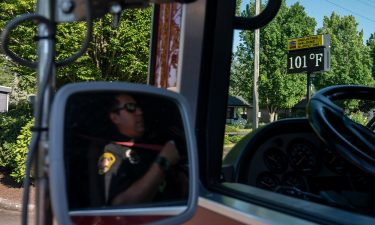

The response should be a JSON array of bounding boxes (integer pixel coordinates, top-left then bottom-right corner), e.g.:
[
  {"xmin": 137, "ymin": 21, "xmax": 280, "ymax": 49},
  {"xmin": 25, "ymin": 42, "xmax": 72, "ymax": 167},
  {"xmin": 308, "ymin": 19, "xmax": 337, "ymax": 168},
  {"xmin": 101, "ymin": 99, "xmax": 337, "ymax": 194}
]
[{"xmin": 98, "ymin": 143, "xmax": 159, "ymax": 204}]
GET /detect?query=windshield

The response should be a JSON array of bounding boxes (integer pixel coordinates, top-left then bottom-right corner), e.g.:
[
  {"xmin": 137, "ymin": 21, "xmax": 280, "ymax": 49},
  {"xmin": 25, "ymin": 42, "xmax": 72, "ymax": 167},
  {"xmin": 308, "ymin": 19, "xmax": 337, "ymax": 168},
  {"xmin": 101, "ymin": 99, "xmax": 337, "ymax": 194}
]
[
  {"xmin": 224, "ymin": 0, "xmax": 375, "ymax": 155},
  {"xmin": 222, "ymin": 0, "xmax": 375, "ymax": 217}
]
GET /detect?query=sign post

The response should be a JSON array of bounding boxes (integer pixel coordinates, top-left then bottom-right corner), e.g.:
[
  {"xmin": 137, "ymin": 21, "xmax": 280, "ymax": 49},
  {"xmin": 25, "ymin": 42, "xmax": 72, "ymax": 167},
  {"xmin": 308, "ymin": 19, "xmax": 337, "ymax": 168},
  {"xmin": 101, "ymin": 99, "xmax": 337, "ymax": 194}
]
[
  {"xmin": 307, "ymin": 72, "xmax": 312, "ymax": 102},
  {"xmin": 287, "ymin": 34, "xmax": 330, "ymax": 101}
]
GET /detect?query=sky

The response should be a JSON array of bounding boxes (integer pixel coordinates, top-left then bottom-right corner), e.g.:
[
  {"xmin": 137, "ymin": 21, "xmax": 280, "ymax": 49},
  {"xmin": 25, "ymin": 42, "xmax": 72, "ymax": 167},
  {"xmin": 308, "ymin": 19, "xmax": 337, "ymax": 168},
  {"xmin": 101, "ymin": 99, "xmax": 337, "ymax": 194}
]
[
  {"xmin": 234, "ymin": 0, "xmax": 375, "ymax": 48},
  {"xmin": 286, "ymin": 0, "xmax": 375, "ymax": 41}
]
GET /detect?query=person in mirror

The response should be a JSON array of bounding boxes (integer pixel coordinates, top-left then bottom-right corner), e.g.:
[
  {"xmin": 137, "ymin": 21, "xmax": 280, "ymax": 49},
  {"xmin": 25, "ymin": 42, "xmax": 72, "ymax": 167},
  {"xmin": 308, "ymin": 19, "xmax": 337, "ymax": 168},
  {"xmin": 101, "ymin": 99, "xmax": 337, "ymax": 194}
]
[{"xmin": 97, "ymin": 93, "xmax": 187, "ymax": 206}]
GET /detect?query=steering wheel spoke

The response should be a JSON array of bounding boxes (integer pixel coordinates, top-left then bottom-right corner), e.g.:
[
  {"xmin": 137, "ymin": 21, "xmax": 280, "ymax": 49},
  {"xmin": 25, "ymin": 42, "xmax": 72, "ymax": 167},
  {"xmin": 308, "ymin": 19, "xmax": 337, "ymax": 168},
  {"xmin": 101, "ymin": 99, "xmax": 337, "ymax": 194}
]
[{"xmin": 308, "ymin": 85, "xmax": 375, "ymax": 176}]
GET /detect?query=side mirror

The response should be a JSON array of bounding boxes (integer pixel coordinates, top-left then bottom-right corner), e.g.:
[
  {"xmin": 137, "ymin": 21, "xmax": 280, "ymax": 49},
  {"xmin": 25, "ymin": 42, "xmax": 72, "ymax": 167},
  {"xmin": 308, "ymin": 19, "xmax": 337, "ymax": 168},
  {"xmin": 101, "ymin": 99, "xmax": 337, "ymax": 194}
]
[{"xmin": 49, "ymin": 82, "xmax": 198, "ymax": 225}]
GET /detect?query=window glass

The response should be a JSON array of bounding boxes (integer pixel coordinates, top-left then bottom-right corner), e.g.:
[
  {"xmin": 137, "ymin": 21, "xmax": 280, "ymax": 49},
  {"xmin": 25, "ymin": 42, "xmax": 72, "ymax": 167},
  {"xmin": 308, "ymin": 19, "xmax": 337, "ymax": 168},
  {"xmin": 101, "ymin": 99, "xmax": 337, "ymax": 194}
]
[{"xmin": 224, "ymin": 0, "xmax": 375, "ymax": 217}]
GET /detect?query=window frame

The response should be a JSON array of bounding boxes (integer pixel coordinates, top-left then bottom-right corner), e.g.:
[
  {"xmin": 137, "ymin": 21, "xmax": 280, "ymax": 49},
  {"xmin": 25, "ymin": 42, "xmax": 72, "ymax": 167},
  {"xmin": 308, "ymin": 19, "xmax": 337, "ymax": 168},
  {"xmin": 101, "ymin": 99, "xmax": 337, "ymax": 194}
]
[{"xmin": 194, "ymin": 1, "xmax": 375, "ymax": 225}]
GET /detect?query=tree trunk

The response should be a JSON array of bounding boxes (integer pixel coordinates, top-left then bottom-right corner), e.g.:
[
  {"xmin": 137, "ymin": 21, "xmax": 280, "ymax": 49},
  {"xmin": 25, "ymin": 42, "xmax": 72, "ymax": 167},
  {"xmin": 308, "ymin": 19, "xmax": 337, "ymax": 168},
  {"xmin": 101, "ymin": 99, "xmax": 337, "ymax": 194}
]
[{"xmin": 268, "ymin": 111, "xmax": 278, "ymax": 122}]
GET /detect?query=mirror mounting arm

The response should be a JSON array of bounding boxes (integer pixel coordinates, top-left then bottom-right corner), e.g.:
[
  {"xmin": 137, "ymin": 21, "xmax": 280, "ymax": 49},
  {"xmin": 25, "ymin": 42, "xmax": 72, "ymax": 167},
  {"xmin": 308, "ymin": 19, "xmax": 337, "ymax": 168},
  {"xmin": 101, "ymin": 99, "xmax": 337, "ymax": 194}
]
[{"xmin": 30, "ymin": 1, "xmax": 58, "ymax": 225}]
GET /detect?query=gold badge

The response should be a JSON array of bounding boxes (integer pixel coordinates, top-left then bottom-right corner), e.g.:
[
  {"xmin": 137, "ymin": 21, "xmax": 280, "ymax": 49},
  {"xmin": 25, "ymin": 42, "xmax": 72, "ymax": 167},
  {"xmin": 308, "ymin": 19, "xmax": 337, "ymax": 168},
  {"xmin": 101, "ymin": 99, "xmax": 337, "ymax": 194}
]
[{"xmin": 98, "ymin": 152, "xmax": 116, "ymax": 175}]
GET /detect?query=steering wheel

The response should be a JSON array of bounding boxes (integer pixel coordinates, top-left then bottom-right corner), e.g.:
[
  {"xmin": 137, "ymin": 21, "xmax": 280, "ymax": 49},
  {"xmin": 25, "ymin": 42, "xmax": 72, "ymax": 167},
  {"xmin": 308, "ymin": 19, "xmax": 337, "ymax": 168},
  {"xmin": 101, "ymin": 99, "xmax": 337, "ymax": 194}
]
[{"xmin": 307, "ymin": 85, "xmax": 375, "ymax": 176}]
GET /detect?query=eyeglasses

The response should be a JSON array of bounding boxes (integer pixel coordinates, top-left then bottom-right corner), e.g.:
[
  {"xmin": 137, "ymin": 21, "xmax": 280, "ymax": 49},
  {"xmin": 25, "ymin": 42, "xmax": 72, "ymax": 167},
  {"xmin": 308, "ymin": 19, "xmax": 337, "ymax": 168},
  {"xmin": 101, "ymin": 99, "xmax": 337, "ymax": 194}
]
[{"xmin": 113, "ymin": 102, "xmax": 140, "ymax": 113}]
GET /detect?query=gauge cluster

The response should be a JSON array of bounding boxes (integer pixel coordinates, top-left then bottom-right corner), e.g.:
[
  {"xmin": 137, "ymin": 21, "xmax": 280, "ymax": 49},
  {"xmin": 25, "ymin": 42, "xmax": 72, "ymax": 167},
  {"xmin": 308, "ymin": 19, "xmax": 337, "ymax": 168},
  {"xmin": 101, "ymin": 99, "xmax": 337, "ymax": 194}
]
[
  {"xmin": 226, "ymin": 118, "xmax": 375, "ymax": 216},
  {"xmin": 242, "ymin": 131, "xmax": 375, "ymax": 209},
  {"xmin": 245, "ymin": 134, "xmax": 318, "ymax": 191}
]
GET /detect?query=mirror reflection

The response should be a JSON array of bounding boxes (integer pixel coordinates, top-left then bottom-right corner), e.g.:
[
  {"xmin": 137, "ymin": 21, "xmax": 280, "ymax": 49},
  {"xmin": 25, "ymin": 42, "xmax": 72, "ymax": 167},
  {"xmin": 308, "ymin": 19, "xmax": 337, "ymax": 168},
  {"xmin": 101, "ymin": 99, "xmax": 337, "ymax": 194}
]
[{"xmin": 63, "ymin": 92, "xmax": 189, "ymax": 210}]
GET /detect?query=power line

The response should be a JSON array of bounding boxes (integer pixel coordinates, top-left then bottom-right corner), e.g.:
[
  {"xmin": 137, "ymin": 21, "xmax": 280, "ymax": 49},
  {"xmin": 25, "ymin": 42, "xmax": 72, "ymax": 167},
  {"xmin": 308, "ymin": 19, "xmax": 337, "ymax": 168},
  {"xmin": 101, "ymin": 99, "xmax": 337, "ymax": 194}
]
[
  {"xmin": 358, "ymin": 0, "xmax": 375, "ymax": 9},
  {"xmin": 360, "ymin": 0, "xmax": 375, "ymax": 8},
  {"xmin": 325, "ymin": 0, "xmax": 375, "ymax": 24}
]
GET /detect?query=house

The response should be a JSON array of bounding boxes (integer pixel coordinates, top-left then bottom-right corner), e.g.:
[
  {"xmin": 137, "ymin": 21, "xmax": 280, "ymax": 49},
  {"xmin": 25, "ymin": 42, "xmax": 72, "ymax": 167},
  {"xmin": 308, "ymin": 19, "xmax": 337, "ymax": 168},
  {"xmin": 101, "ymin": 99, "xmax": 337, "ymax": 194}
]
[
  {"xmin": 226, "ymin": 96, "xmax": 251, "ymax": 124},
  {"xmin": 290, "ymin": 97, "xmax": 308, "ymax": 118},
  {"xmin": 0, "ymin": 86, "xmax": 11, "ymax": 113},
  {"xmin": 226, "ymin": 96, "xmax": 309, "ymax": 125}
]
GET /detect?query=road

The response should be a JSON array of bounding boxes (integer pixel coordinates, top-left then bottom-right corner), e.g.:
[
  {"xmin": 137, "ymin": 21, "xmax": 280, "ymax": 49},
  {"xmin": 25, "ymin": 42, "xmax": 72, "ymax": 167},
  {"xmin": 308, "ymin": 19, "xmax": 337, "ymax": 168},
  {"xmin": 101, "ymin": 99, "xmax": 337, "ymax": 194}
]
[{"xmin": 0, "ymin": 208, "xmax": 35, "ymax": 225}]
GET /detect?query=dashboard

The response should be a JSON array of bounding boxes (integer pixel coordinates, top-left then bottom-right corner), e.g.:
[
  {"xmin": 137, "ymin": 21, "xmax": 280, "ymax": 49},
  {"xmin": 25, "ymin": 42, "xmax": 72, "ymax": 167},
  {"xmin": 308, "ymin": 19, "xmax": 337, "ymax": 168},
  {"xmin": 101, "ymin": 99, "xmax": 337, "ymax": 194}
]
[{"xmin": 227, "ymin": 118, "xmax": 375, "ymax": 216}]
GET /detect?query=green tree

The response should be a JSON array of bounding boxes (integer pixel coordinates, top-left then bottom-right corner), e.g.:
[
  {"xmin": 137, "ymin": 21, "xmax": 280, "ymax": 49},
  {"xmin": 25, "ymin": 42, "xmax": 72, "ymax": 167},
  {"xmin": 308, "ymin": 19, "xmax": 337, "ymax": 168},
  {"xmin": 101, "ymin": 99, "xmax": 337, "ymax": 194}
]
[
  {"xmin": 230, "ymin": 43, "xmax": 253, "ymax": 101},
  {"xmin": 1, "ymin": 56, "xmax": 30, "ymax": 104},
  {"xmin": 0, "ymin": 57, "xmax": 13, "ymax": 87},
  {"xmin": 1, "ymin": 0, "xmax": 152, "ymax": 90},
  {"xmin": 10, "ymin": 118, "xmax": 34, "ymax": 183},
  {"xmin": 56, "ymin": 9, "xmax": 152, "ymax": 85},
  {"xmin": 0, "ymin": 0, "xmax": 37, "ymax": 94},
  {"xmin": 0, "ymin": 101, "xmax": 32, "ymax": 169},
  {"xmin": 315, "ymin": 13, "xmax": 374, "ymax": 89},
  {"xmin": 367, "ymin": 32, "xmax": 375, "ymax": 80},
  {"xmin": 0, "ymin": 0, "xmax": 151, "ymax": 183},
  {"xmin": 231, "ymin": 1, "xmax": 316, "ymax": 121}
]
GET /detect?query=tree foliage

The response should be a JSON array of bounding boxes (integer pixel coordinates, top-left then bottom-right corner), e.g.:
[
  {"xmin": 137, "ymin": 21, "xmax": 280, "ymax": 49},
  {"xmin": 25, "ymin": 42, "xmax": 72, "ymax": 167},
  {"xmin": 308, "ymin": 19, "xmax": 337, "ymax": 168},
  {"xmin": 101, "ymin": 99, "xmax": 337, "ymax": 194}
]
[
  {"xmin": 9, "ymin": 118, "xmax": 34, "ymax": 183},
  {"xmin": 0, "ymin": 0, "xmax": 37, "ymax": 94},
  {"xmin": 231, "ymin": 1, "xmax": 316, "ymax": 121},
  {"xmin": 0, "ymin": 0, "xmax": 152, "ymax": 183},
  {"xmin": 0, "ymin": 101, "xmax": 32, "ymax": 168},
  {"xmin": 232, "ymin": 1, "xmax": 375, "ymax": 121},
  {"xmin": 56, "ymin": 8, "xmax": 152, "ymax": 85},
  {"xmin": 367, "ymin": 32, "xmax": 375, "ymax": 80},
  {"xmin": 0, "ymin": 59, "xmax": 13, "ymax": 87},
  {"xmin": 315, "ymin": 13, "xmax": 374, "ymax": 89},
  {"xmin": 0, "ymin": 0, "xmax": 152, "ymax": 90}
]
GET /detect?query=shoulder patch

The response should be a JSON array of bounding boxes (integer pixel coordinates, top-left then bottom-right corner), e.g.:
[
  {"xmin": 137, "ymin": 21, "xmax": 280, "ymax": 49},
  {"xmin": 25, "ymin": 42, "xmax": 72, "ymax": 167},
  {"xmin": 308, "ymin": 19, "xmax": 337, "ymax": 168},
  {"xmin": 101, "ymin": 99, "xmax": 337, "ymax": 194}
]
[{"xmin": 98, "ymin": 152, "xmax": 116, "ymax": 175}]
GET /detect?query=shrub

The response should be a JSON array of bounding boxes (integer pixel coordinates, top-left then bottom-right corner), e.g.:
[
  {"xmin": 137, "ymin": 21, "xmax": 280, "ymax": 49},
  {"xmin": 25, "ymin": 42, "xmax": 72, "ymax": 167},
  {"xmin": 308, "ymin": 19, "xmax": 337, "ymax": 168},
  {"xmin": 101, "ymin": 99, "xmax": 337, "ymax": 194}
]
[
  {"xmin": 223, "ymin": 134, "xmax": 231, "ymax": 145},
  {"xmin": 0, "ymin": 101, "xmax": 32, "ymax": 183},
  {"xmin": 244, "ymin": 122, "xmax": 252, "ymax": 129},
  {"xmin": 229, "ymin": 135, "xmax": 243, "ymax": 143},
  {"xmin": 10, "ymin": 119, "xmax": 34, "ymax": 183},
  {"xmin": 349, "ymin": 111, "xmax": 368, "ymax": 126},
  {"xmin": 233, "ymin": 118, "xmax": 247, "ymax": 128},
  {"xmin": 225, "ymin": 125, "xmax": 238, "ymax": 133}
]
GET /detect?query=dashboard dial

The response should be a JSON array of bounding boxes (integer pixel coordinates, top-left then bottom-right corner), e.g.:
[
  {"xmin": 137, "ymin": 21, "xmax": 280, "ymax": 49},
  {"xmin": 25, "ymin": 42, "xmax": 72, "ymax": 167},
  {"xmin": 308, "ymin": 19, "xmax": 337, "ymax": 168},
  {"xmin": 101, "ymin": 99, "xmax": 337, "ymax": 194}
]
[
  {"xmin": 256, "ymin": 172, "xmax": 280, "ymax": 191},
  {"xmin": 323, "ymin": 148, "xmax": 350, "ymax": 175},
  {"xmin": 281, "ymin": 172, "xmax": 308, "ymax": 192},
  {"xmin": 288, "ymin": 139, "xmax": 320, "ymax": 174},
  {"xmin": 263, "ymin": 147, "xmax": 288, "ymax": 173}
]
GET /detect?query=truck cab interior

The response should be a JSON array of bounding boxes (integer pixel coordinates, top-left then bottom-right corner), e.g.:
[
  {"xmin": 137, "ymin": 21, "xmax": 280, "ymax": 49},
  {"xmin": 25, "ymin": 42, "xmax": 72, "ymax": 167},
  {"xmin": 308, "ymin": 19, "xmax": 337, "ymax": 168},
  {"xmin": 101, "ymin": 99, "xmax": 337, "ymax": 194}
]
[{"xmin": 185, "ymin": 1, "xmax": 375, "ymax": 224}]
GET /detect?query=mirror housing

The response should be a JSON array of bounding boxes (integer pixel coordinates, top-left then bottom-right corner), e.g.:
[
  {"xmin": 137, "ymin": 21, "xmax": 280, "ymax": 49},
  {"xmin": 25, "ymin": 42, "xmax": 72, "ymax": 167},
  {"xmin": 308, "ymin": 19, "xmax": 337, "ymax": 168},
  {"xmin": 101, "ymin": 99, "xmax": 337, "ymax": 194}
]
[
  {"xmin": 49, "ymin": 82, "xmax": 198, "ymax": 225},
  {"xmin": 55, "ymin": 0, "xmax": 197, "ymax": 22}
]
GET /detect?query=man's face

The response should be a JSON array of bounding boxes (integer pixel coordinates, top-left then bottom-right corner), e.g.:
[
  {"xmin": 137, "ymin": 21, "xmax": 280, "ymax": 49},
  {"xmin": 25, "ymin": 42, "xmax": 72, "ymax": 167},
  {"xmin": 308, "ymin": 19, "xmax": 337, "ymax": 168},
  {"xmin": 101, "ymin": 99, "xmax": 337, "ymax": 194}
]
[{"xmin": 109, "ymin": 94, "xmax": 145, "ymax": 138}]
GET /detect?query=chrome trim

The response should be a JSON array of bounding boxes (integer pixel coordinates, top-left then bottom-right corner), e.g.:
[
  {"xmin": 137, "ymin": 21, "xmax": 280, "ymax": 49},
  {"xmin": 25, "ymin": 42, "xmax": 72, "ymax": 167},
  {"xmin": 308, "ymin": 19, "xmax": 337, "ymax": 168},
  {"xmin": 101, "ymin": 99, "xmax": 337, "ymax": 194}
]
[{"xmin": 69, "ymin": 206, "xmax": 187, "ymax": 216}]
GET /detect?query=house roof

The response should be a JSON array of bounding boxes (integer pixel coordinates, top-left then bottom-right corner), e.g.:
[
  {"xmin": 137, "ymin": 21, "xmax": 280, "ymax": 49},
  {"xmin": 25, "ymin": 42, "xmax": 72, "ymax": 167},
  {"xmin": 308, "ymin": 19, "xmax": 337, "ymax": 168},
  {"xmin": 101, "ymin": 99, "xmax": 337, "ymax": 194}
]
[
  {"xmin": 0, "ymin": 86, "xmax": 11, "ymax": 93},
  {"xmin": 293, "ymin": 97, "xmax": 307, "ymax": 109},
  {"xmin": 228, "ymin": 96, "xmax": 251, "ymax": 107}
]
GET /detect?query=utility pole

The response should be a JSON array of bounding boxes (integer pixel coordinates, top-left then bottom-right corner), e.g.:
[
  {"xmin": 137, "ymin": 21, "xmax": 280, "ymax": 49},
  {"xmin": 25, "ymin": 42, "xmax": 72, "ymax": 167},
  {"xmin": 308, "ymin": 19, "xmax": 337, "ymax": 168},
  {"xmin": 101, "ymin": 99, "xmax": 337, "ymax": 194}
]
[
  {"xmin": 252, "ymin": 0, "xmax": 260, "ymax": 130},
  {"xmin": 306, "ymin": 72, "xmax": 312, "ymax": 102}
]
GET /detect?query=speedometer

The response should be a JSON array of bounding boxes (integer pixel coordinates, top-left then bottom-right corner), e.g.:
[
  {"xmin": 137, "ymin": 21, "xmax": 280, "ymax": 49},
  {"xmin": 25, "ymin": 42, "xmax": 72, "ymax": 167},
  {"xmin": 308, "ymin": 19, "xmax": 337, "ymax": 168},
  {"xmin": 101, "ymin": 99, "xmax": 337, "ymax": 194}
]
[
  {"xmin": 323, "ymin": 147, "xmax": 350, "ymax": 175},
  {"xmin": 263, "ymin": 147, "xmax": 288, "ymax": 173},
  {"xmin": 287, "ymin": 139, "xmax": 320, "ymax": 174}
]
